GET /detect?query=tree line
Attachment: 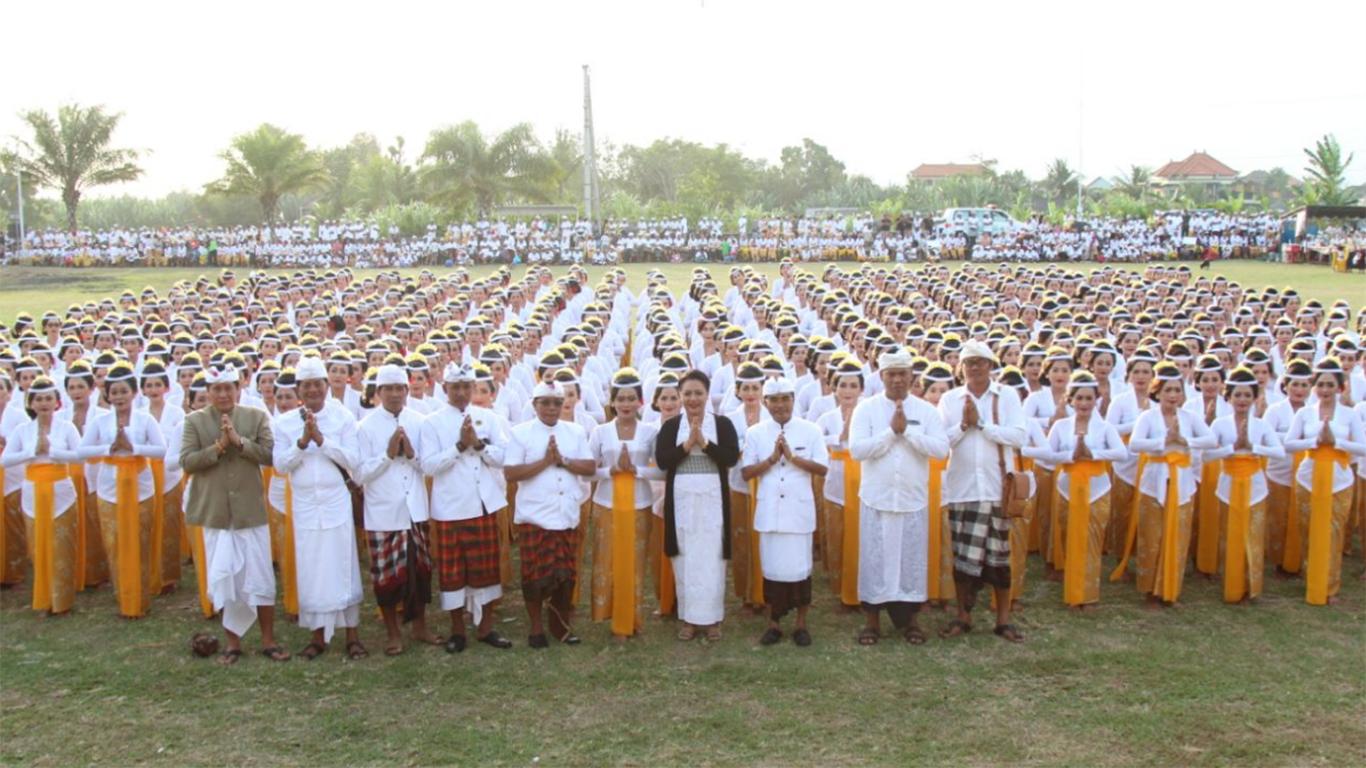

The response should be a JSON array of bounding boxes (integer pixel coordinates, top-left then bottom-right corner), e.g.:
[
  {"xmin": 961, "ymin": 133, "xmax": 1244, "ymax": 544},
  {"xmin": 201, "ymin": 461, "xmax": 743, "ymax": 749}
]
[{"xmin": 2, "ymin": 104, "xmax": 1359, "ymax": 236}]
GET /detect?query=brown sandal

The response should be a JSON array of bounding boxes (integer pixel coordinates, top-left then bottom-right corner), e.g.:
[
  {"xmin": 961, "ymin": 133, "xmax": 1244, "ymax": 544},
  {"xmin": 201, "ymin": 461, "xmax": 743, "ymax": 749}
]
[{"xmin": 938, "ymin": 619, "xmax": 972, "ymax": 639}]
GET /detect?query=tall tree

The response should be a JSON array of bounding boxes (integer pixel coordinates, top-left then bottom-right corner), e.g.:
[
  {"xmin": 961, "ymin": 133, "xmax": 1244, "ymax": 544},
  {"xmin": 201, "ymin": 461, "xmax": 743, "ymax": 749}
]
[
  {"xmin": 11, "ymin": 104, "xmax": 143, "ymax": 232},
  {"xmin": 1119, "ymin": 165, "xmax": 1151, "ymax": 198},
  {"xmin": 419, "ymin": 121, "xmax": 551, "ymax": 218},
  {"xmin": 1041, "ymin": 158, "xmax": 1078, "ymax": 207},
  {"xmin": 206, "ymin": 123, "xmax": 329, "ymax": 227},
  {"xmin": 1301, "ymin": 134, "xmax": 1356, "ymax": 206}
]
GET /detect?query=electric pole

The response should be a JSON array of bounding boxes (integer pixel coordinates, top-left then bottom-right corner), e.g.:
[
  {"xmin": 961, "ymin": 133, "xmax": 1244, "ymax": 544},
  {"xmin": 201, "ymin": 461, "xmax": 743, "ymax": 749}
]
[{"xmin": 582, "ymin": 65, "xmax": 599, "ymax": 230}]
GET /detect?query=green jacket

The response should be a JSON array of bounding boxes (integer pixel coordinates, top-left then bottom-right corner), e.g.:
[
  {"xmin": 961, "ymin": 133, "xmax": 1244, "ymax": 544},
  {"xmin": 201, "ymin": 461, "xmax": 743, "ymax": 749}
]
[{"xmin": 180, "ymin": 404, "xmax": 274, "ymax": 530}]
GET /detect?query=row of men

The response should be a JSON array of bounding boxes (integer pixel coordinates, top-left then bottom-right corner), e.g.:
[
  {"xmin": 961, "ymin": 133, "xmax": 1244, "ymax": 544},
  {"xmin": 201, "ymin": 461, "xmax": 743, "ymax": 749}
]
[{"xmin": 2, "ymin": 259, "xmax": 1365, "ymax": 660}]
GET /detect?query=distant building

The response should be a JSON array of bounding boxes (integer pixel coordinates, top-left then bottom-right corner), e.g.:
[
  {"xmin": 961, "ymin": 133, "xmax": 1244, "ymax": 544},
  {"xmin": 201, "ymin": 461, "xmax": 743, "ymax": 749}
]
[
  {"xmin": 910, "ymin": 163, "xmax": 989, "ymax": 183},
  {"xmin": 1086, "ymin": 176, "xmax": 1118, "ymax": 193},
  {"xmin": 1152, "ymin": 151, "xmax": 1239, "ymax": 191}
]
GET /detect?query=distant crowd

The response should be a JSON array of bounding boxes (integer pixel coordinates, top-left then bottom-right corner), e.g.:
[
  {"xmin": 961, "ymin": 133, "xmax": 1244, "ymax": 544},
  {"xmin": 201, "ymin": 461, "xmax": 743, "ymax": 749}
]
[{"xmin": 3, "ymin": 210, "xmax": 1357, "ymax": 269}]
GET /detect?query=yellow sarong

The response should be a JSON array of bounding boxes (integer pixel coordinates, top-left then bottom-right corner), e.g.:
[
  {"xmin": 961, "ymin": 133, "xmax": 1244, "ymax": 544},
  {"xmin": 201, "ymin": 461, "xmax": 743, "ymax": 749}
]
[
  {"xmin": 102, "ymin": 455, "xmax": 150, "ymax": 617},
  {"xmin": 1304, "ymin": 447, "xmax": 1350, "ymax": 605},
  {"xmin": 1221, "ymin": 455, "xmax": 1263, "ymax": 603},
  {"xmin": 831, "ymin": 448, "xmax": 861, "ymax": 607},
  {"xmin": 26, "ymin": 463, "xmax": 70, "ymax": 613},
  {"xmin": 1063, "ymin": 460, "xmax": 1109, "ymax": 606}
]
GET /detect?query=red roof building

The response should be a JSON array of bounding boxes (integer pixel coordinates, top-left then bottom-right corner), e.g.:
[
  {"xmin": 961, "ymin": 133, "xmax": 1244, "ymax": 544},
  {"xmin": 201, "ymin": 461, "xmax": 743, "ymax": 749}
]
[
  {"xmin": 910, "ymin": 163, "xmax": 988, "ymax": 182},
  {"xmin": 1153, "ymin": 152, "xmax": 1238, "ymax": 185}
]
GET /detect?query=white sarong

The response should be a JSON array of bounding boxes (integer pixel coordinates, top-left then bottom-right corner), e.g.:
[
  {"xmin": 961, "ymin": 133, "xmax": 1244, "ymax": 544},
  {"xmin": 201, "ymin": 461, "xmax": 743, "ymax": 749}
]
[
  {"xmin": 760, "ymin": 531, "xmax": 813, "ymax": 583},
  {"xmin": 857, "ymin": 503, "xmax": 928, "ymax": 604},
  {"xmin": 205, "ymin": 525, "xmax": 275, "ymax": 637},
  {"xmin": 294, "ymin": 523, "xmax": 363, "ymax": 642},
  {"xmin": 670, "ymin": 473, "xmax": 726, "ymax": 626}
]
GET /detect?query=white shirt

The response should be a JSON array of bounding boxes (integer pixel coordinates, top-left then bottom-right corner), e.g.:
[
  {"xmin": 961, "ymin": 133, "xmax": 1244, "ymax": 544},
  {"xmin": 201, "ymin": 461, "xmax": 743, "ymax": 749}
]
[
  {"xmin": 743, "ymin": 416, "xmax": 829, "ymax": 534},
  {"xmin": 356, "ymin": 406, "xmax": 429, "ymax": 531},
  {"xmin": 1262, "ymin": 399, "xmax": 1303, "ymax": 486},
  {"xmin": 1044, "ymin": 415, "xmax": 1128, "ymax": 503},
  {"xmin": 849, "ymin": 392, "xmax": 950, "ymax": 512},
  {"xmin": 419, "ymin": 403, "xmax": 508, "ymax": 522},
  {"xmin": 1205, "ymin": 414, "xmax": 1284, "ymax": 505},
  {"xmin": 589, "ymin": 419, "xmax": 663, "ymax": 508},
  {"xmin": 1127, "ymin": 408, "xmax": 1217, "ymax": 506},
  {"xmin": 1105, "ymin": 388, "xmax": 1151, "ymax": 484},
  {"xmin": 146, "ymin": 404, "xmax": 185, "ymax": 490},
  {"xmin": 816, "ymin": 405, "xmax": 859, "ymax": 503},
  {"xmin": 272, "ymin": 400, "xmax": 360, "ymax": 530},
  {"xmin": 939, "ymin": 383, "xmax": 1027, "ymax": 504},
  {"xmin": 1283, "ymin": 403, "xmax": 1366, "ymax": 493},
  {"xmin": 1023, "ymin": 389, "xmax": 1073, "ymax": 470},
  {"xmin": 77, "ymin": 409, "xmax": 167, "ymax": 503},
  {"xmin": 1, "ymin": 418, "xmax": 82, "ymax": 517},
  {"xmin": 505, "ymin": 418, "xmax": 591, "ymax": 530}
]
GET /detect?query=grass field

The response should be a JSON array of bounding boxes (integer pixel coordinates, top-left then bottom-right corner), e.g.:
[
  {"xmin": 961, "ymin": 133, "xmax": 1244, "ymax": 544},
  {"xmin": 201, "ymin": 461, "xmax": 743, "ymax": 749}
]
[
  {"xmin": 1, "ymin": 259, "xmax": 1365, "ymax": 766},
  {"xmin": 0, "ymin": 260, "xmax": 1363, "ymax": 322},
  {"xmin": 1, "ymin": 547, "xmax": 1364, "ymax": 766}
]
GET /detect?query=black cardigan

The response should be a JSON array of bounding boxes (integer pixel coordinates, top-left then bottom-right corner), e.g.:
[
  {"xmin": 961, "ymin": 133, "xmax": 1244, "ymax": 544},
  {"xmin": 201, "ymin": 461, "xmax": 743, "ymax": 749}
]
[{"xmin": 655, "ymin": 414, "xmax": 740, "ymax": 559}]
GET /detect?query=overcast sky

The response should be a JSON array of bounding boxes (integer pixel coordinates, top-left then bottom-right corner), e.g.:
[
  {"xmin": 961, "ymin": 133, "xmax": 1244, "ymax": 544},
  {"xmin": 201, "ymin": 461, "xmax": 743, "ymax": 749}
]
[{"xmin": 6, "ymin": 0, "xmax": 1365, "ymax": 200}]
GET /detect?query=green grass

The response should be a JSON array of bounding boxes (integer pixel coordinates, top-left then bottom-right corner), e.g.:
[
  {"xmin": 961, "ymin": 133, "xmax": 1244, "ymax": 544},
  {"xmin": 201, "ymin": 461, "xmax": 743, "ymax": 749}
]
[
  {"xmin": 2, "ymin": 552, "xmax": 1363, "ymax": 766},
  {"xmin": 1, "ymin": 260, "xmax": 1362, "ymax": 323}
]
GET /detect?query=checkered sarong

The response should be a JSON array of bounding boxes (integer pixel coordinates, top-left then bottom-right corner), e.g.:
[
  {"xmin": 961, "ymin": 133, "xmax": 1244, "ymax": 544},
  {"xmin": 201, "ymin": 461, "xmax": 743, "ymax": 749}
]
[
  {"xmin": 433, "ymin": 515, "xmax": 501, "ymax": 591},
  {"xmin": 366, "ymin": 524, "xmax": 432, "ymax": 608},
  {"xmin": 517, "ymin": 524, "xmax": 580, "ymax": 592},
  {"xmin": 948, "ymin": 501, "xmax": 1011, "ymax": 577}
]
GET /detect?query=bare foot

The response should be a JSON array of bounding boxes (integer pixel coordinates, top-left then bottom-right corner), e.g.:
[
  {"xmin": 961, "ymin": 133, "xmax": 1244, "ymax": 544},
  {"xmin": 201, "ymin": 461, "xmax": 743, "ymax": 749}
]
[{"xmin": 411, "ymin": 631, "xmax": 444, "ymax": 646}]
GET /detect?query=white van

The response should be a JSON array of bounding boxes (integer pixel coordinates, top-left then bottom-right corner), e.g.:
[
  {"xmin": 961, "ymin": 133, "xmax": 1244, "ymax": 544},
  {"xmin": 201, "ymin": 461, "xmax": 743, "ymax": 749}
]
[{"xmin": 941, "ymin": 208, "xmax": 1022, "ymax": 238}]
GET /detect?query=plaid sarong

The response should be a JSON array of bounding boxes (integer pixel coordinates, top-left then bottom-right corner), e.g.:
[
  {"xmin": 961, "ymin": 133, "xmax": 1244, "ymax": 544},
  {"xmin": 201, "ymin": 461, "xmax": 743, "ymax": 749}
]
[
  {"xmin": 517, "ymin": 524, "xmax": 580, "ymax": 593},
  {"xmin": 948, "ymin": 501, "xmax": 1011, "ymax": 578},
  {"xmin": 366, "ymin": 523, "xmax": 432, "ymax": 610},
  {"xmin": 433, "ymin": 515, "xmax": 501, "ymax": 592}
]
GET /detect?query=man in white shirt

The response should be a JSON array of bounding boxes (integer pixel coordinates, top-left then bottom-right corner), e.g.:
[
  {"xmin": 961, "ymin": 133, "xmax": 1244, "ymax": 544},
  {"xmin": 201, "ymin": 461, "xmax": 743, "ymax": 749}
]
[
  {"xmin": 742, "ymin": 378, "xmax": 828, "ymax": 647},
  {"xmin": 273, "ymin": 356, "xmax": 367, "ymax": 660},
  {"xmin": 504, "ymin": 381, "xmax": 596, "ymax": 648},
  {"xmin": 356, "ymin": 365, "xmax": 438, "ymax": 656},
  {"xmin": 849, "ymin": 349, "xmax": 949, "ymax": 646},
  {"xmin": 936, "ymin": 341, "xmax": 1027, "ymax": 643},
  {"xmin": 420, "ymin": 363, "xmax": 513, "ymax": 653}
]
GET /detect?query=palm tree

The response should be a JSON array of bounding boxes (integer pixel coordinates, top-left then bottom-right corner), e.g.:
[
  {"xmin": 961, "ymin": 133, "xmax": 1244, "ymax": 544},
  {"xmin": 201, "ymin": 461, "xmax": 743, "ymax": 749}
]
[
  {"xmin": 1302, "ymin": 134, "xmax": 1356, "ymax": 206},
  {"xmin": 206, "ymin": 124, "xmax": 329, "ymax": 228},
  {"xmin": 1119, "ymin": 166, "xmax": 1151, "ymax": 199},
  {"xmin": 419, "ymin": 121, "xmax": 552, "ymax": 218},
  {"xmin": 1042, "ymin": 158, "xmax": 1078, "ymax": 207},
  {"xmin": 12, "ymin": 104, "xmax": 143, "ymax": 232}
]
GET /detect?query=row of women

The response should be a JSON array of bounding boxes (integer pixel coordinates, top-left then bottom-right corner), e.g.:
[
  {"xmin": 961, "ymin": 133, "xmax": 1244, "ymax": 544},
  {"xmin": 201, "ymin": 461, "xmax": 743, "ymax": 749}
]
[{"xmin": 1, "ymin": 260, "xmax": 1364, "ymax": 648}]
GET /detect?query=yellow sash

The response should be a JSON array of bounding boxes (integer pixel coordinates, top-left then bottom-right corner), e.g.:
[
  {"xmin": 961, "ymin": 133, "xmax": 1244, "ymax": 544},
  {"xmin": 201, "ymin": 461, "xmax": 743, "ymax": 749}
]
[
  {"xmin": 1063, "ymin": 459, "xmax": 1108, "ymax": 605},
  {"xmin": 1110, "ymin": 455, "xmax": 1151, "ymax": 581},
  {"xmin": 1221, "ymin": 455, "xmax": 1263, "ymax": 603},
  {"xmin": 103, "ymin": 455, "xmax": 148, "ymax": 617},
  {"xmin": 1305, "ymin": 447, "xmax": 1349, "ymax": 605},
  {"xmin": 1281, "ymin": 452, "xmax": 1307, "ymax": 572},
  {"xmin": 262, "ymin": 466, "xmax": 279, "ymax": 563},
  {"xmin": 748, "ymin": 477, "xmax": 763, "ymax": 605},
  {"xmin": 69, "ymin": 463, "xmax": 88, "ymax": 591},
  {"xmin": 26, "ymin": 463, "xmax": 69, "ymax": 612},
  {"xmin": 831, "ymin": 448, "xmax": 861, "ymax": 607},
  {"xmin": 1154, "ymin": 453, "xmax": 1193, "ymax": 603},
  {"xmin": 188, "ymin": 522, "xmax": 212, "ymax": 617},
  {"xmin": 149, "ymin": 458, "xmax": 167, "ymax": 590},
  {"xmin": 927, "ymin": 456, "xmax": 947, "ymax": 600},
  {"xmin": 1196, "ymin": 460, "xmax": 1223, "ymax": 574},
  {"xmin": 610, "ymin": 471, "xmax": 637, "ymax": 637},
  {"xmin": 281, "ymin": 476, "xmax": 299, "ymax": 615}
]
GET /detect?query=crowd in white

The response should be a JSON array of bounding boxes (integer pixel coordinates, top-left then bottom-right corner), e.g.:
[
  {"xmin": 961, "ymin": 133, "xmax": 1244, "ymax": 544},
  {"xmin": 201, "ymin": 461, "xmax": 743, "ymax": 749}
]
[{"xmin": 0, "ymin": 211, "xmax": 1299, "ymax": 269}]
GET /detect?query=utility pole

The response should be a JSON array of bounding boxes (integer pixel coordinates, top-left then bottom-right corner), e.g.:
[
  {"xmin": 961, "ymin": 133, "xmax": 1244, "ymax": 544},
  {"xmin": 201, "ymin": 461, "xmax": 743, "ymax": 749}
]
[
  {"xmin": 14, "ymin": 150, "xmax": 25, "ymax": 251},
  {"xmin": 582, "ymin": 65, "xmax": 599, "ymax": 230}
]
